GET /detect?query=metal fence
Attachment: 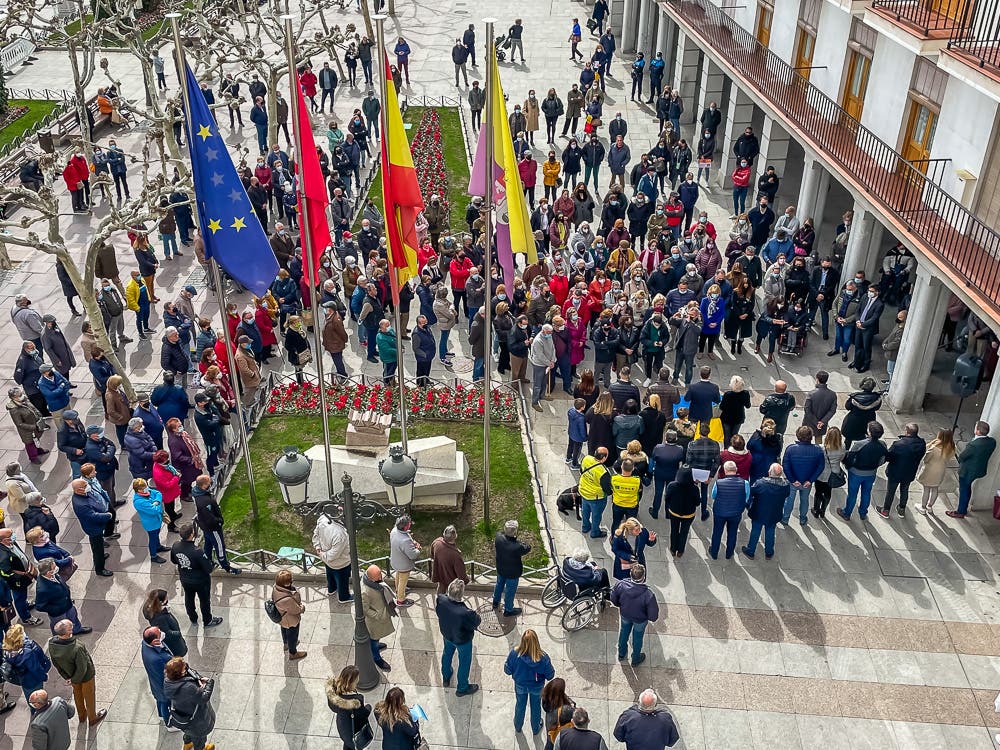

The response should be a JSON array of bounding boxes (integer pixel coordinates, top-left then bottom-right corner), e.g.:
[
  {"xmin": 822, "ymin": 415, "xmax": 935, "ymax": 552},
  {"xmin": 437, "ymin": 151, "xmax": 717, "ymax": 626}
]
[
  {"xmin": 871, "ymin": 0, "xmax": 972, "ymax": 35},
  {"xmin": 6, "ymin": 88, "xmax": 75, "ymax": 104},
  {"xmin": 947, "ymin": 0, "xmax": 1000, "ymax": 72},
  {"xmin": 666, "ymin": 0, "xmax": 1000, "ymax": 312}
]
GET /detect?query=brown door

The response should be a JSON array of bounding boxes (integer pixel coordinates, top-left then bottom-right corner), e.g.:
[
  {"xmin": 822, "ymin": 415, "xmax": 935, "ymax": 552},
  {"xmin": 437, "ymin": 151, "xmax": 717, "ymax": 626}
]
[
  {"xmin": 901, "ymin": 99, "xmax": 938, "ymax": 171},
  {"xmin": 842, "ymin": 50, "xmax": 871, "ymax": 122},
  {"xmin": 794, "ymin": 28, "xmax": 816, "ymax": 80},
  {"xmin": 930, "ymin": 0, "xmax": 970, "ymax": 23},
  {"xmin": 756, "ymin": 3, "xmax": 773, "ymax": 46}
]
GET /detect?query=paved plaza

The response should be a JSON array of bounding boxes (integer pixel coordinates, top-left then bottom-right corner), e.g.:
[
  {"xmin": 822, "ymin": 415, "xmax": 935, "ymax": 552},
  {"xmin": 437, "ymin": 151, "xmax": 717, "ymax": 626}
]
[{"xmin": 2, "ymin": 0, "xmax": 1000, "ymax": 748}]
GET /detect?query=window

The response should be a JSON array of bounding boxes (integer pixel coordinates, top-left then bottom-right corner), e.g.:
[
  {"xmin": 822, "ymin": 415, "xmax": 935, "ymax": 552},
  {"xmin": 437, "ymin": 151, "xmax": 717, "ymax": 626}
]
[{"xmin": 756, "ymin": 0, "xmax": 774, "ymax": 46}]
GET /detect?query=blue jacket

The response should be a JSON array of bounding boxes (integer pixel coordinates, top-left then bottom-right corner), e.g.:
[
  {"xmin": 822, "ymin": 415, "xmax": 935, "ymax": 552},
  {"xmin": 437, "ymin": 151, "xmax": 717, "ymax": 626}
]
[
  {"xmin": 711, "ymin": 475, "xmax": 749, "ymax": 518},
  {"xmin": 782, "ymin": 440, "xmax": 825, "ymax": 484},
  {"xmin": 151, "ymin": 383, "xmax": 191, "ymax": 422},
  {"xmin": 762, "ymin": 235, "xmax": 793, "ymax": 266},
  {"xmin": 194, "ymin": 407, "xmax": 224, "ymax": 449},
  {"xmin": 4, "ymin": 638, "xmax": 50, "ymax": 687},
  {"xmin": 413, "ymin": 325, "xmax": 436, "ymax": 364},
  {"xmin": 504, "ymin": 649, "xmax": 555, "ymax": 692},
  {"xmin": 82, "ymin": 436, "xmax": 119, "ymax": 480},
  {"xmin": 699, "ymin": 296, "xmax": 726, "ymax": 334},
  {"xmin": 133, "ymin": 489, "xmax": 164, "ymax": 532},
  {"xmin": 684, "ymin": 379, "xmax": 720, "ymax": 424},
  {"xmin": 72, "ymin": 489, "xmax": 112, "ymax": 537},
  {"xmin": 610, "ymin": 578, "xmax": 659, "ymax": 623},
  {"xmin": 748, "ymin": 476, "xmax": 788, "ymax": 526},
  {"xmin": 142, "ymin": 641, "xmax": 172, "ymax": 702},
  {"xmin": 678, "ymin": 180, "xmax": 699, "ymax": 211},
  {"xmin": 34, "ymin": 574, "xmax": 72, "ymax": 617},
  {"xmin": 613, "ymin": 705, "xmax": 679, "ymax": 750},
  {"xmin": 568, "ymin": 408, "xmax": 587, "ymax": 443},
  {"xmin": 124, "ymin": 429, "xmax": 157, "ymax": 478},
  {"xmin": 610, "ymin": 529, "xmax": 656, "ymax": 579},
  {"xmin": 416, "ymin": 285, "xmax": 437, "ymax": 324},
  {"xmin": 30, "ymin": 540, "xmax": 73, "ymax": 570},
  {"xmin": 434, "ymin": 594, "xmax": 481, "ymax": 646},
  {"xmin": 107, "ymin": 147, "xmax": 127, "ymax": 176},
  {"xmin": 133, "ymin": 404, "xmax": 164, "ymax": 444},
  {"xmin": 649, "ymin": 443, "xmax": 685, "ymax": 481},
  {"xmin": 89, "ymin": 357, "xmax": 115, "ymax": 392},
  {"xmin": 38, "ymin": 372, "xmax": 71, "ymax": 410}
]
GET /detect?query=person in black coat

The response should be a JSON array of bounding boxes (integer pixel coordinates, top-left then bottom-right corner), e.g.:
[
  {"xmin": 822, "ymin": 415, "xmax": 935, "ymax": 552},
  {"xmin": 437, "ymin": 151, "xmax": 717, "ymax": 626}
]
[
  {"xmin": 434, "ymin": 580, "xmax": 482, "ymax": 696},
  {"xmin": 142, "ymin": 588, "xmax": 188, "ymax": 657},
  {"xmin": 493, "ymin": 521, "xmax": 531, "ymax": 617},
  {"xmin": 850, "ymin": 286, "xmax": 884, "ymax": 373},
  {"xmin": 809, "ymin": 257, "xmax": 841, "ymax": 340},
  {"xmin": 328, "ymin": 665, "xmax": 373, "ymax": 750},
  {"xmin": 880, "ymin": 423, "xmax": 927, "ymax": 517},
  {"xmin": 193, "ymin": 394, "xmax": 224, "ymax": 477},
  {"xmin": 170, "ymin": 523, "xmax": 221, "ymax": 627},
  {"xmin": 665, "ymin": 466, "xmax": 700, "ymax": 557},
  {"xmin": 840, "ymin": 378, "xmax": 882, "ymax": 448}
]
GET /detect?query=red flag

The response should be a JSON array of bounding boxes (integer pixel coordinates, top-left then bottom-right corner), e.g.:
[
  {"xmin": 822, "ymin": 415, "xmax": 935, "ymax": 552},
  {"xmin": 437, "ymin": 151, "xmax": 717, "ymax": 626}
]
[
  {"xmin": 293, "ymin": 73, "xmax": 333, "ymax": 285},
  {"xmin": 381, "ymin": 54, "xmax": 423, "ymax": 303}
]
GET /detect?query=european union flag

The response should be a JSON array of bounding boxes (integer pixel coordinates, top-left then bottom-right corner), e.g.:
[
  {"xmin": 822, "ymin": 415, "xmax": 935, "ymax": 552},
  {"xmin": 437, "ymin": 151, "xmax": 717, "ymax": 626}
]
[{"xmin": 181, "ymin": 63, "xmax": 278, "ymax": 296}]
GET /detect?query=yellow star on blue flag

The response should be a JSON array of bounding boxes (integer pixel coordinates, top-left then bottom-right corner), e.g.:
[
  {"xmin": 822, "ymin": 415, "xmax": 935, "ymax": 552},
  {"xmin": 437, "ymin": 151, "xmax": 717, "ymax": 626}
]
[{"xmin": 181, "ymin": 63, "xmax": 277, "ymax": 295}]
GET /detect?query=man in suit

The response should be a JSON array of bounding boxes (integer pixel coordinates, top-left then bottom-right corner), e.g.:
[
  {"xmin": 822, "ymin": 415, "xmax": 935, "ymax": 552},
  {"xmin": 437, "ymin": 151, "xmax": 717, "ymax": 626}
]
[
  {"xmin": 879, "ymin": 423, "xmax": 927, "ymax": 518},
  {"xmin": 850, "ymin": 285, "xmax": 884, "ymax": 374},
  {"xmin": 947, "ymin": 421, "xmax": 997, "ymax": 519},
  {"xmin": 809, "ymin": 257, "xmax": 841, "ymax": 340},
  {"xmin": 802, "ymin": 371, "xmax": 838, "ymax": 438},
  {"xmin": 684, "ymin": 366, "xmax": 720, "ymax": 426}
]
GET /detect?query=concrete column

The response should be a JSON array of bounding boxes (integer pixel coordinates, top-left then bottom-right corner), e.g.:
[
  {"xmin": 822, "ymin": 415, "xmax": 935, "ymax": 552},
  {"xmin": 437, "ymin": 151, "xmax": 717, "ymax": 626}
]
[
  {"xmin": 655, "ymin": 7, "xmax": 669, "ymax": 60},
  {"xmin": 716, "ymin": 85, "xmax": 755, "ymax": 190},
  {"xmin": 841, "ymin": 206, "xmax": 884, "ymax": 279},
  {"xmin": 758, "ymin": 115, "xmax": 791, "ymax": 189},
  {"xmin": 696, "ymin": 59, "xmax": 725, "ymax": 133},
  {"xmin": 636, "ymin": 0, "xmax": 652, "ymax": 58},
  {"xmin": 796, "ymin": 156, "xmax": 830, "ymax": 229},
  {"xmin": 676, "ymin": 35, "xmax": 701, "ymax": 126},
  {"xmin": 887, "ymin": 270, "xmax": 950, "ymax": 412},
  {"xmin": 619, "ymin": 0, "xmax": 636, "ymax": 50}
]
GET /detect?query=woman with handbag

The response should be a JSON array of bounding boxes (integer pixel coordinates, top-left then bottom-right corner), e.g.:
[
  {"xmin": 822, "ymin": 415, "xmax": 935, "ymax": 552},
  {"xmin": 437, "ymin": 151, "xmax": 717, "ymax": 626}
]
[
  {"xmin": 916, "ymin": 429, "xmax": 956, "ymax": 514},
  {"xmin": 374, "ymin": 687, "xmax": 421, "ymax": 750},
  {"xmin": 272, "ymin": 570, "xmax": 307, "ymax": 661},
  {"xmin": 328, "ymin": 665, "xmax": 374, "ymax": 750},
  {"xmin": 812, "ymin": 427, "xmax": 846, "ymax": 519},
  {"xmin": 283, "ymin": 315, "xmax": 311, "ymax": 385},
  {"xmin": 163, "ymin": 657, "xmax": 216, "ymax": 750},
  {"xmin": 542, "ymin": 677, "xmax": 575, "ymax": 750},
  {"xmin": 504, "ymin": 629, "xmax": 555, "ymax": 735}
]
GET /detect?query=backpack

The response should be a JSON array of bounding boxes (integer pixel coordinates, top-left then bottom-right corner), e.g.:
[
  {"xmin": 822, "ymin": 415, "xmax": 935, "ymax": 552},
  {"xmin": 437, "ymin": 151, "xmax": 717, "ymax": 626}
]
[{"xmin": 264, "ymin": 594, "xmax": 290, "ymax": 623}]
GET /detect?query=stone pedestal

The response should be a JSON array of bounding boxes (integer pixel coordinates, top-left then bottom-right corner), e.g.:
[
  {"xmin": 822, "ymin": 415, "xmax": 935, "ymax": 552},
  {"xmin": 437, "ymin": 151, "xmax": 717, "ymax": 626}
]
[{"xmin": 304, "ymin": 437, "xmax": 469, "ymax": 510}]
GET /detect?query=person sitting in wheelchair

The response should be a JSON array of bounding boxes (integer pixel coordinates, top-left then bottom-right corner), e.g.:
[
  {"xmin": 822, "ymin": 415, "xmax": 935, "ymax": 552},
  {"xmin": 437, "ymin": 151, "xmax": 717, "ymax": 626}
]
[
  {"xmin": 562, "ymin": 548, "xmax": 611, "ymax": 597},
  {"xmin": 781, "ymin": 297, "xmax": 809, "ymax": 352}
]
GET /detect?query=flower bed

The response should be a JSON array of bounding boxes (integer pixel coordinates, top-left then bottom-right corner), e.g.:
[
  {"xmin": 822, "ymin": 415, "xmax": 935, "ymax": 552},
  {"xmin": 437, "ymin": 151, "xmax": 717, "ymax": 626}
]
[
  {"xmin": 410, "ymin": 110, "xmax": 450, "ymax": 224},
  {"xmin": 266, "ymin": 381, "xmax": 518, "ymax": 422}
]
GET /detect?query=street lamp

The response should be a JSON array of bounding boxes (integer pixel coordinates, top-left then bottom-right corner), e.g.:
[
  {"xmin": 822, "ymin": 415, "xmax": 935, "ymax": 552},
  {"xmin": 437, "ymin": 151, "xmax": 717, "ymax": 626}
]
[
  {"xmin": 378, "ymin": 445, "xmax": 417, "ymax": 509},
  {"xmin": 272, "ymin": 447, "xmax": 407, "ymax": 690}
]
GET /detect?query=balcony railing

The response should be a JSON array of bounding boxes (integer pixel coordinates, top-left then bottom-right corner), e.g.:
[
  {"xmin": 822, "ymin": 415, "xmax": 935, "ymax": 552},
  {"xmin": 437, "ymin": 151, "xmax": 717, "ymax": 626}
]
[
  {"xmin": 871, "ymin": 0, "xmax": 972, "ymax": 36},
  {"xmin": 947, "ymin": 0, "xmax": 1000, "ymax": 73},
  {"xmin": 662, "ymin": 0, "xmax": 1000, "ymax": 314}
]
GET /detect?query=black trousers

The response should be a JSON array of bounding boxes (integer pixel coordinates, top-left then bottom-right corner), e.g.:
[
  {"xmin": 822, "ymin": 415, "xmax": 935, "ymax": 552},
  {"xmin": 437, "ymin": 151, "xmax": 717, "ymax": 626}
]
[
  {"xmin": 416, "ymin": 359, "xmax": 432, "ymax": 386},
  {"xmin": 545, "ymin": 117, "xmax": 558, "ymax": 143},
  {"xmin": 88, "ymin": 535, "xmax": 107, "ymax": 573},
  {"xmin": 562, "ymin": 116, "xmax": 579, "ymax": 136},
  {"xmin": 182, "ymin": 580, "xmax": 213, "ymax": 623},
  {"xmin": 281, "ymin": 624, "xmax": 301, "ymax": 654},
  {"xmin": 883, "ymin": 477, "xmax": 911, "ymax": 511},
  {"xmin": 471, "ymin": 109, "xmax": 482, "ymax": 131},
  {"xmin": 813, "ymin": 480, "xmax": 832, "ymax": 514},
  {"xmin": 669, "ymin": 516, "xmax": 694, "ymax": 554}
]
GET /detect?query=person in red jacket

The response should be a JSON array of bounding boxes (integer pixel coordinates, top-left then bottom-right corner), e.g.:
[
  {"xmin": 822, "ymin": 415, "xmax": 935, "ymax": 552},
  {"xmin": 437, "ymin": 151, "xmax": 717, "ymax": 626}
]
[
  {"xmin": 663, "ymin": 192, "xmax": 684, "ymax": 240},
  {"xmin": 517, "ymin": 153, "xmax": 538, "ymax": 209},
  {"xmin": 70, "ymin": 152, "xmax": 91, "ymax": 205},
  {"xmin": 731, "ymin": 159, "xmax": 751, "ymax": 218},
  {"xmin": 63, "ymin": 155, "xmax": 89, "ymax": 212},
  {"xmin": 300, "ymin": 66, "xmax": 319, "ymax": 113},
  {"xmin": 254, "ymin": 300, "xmax": 278, "ymax": 363},
  {"xmin": 549, "ymin": 269, "xmax": 569, "ymax": 307},
  {"xmin": 449, "ymin": 251, "xmax": 474, "ymax": 316}
]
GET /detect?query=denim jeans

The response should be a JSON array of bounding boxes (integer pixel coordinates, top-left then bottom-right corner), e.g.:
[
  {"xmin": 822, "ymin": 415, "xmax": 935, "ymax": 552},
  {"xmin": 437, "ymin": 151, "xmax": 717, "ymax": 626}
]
[
  {"xmin": 834, "ymin": 323, "xmax": 853, "ymax": 354},
  {"xmin": 783, "ymin": 485, "xmax": 812, "ymax": 524},
  {"xmin": 69, "ymin": 460, "xmax": 82, "ymax": 479},
  {"xmin": 369, "ymin": 638, "xmax": 384, "ymax": 663},
  {"xmin": 156, "ymin": 699, "xmax": 170, "ymax": 725},
  {"xmin": 325, "ymin": 565, "xmax": 352, "ymax": 600},
  {"xmin": 617, "ymin": 617, "xmax": 648, "ymax": 662},
  {"xmin": 843, "ymin": 472, "xmax": 876, "ymax": 518},
  {"xmin": 957, "ymin": 477, "xmax": 974, "ymax": 514},
  {"xmin": 147, "ymin": 528, "xmax": 162, "ymax": 558},
  {"xmin": 493, "ymin": 575, "xmax": 518, "ymax": 612},
  {"xmin": 709, "ymin": 515, "xmax": 740, "ymax": 558},
  {"xmin": 439, "ymin": 328, "xmax": 451, "ymax": 360},
  {"xmin": 673, "ymin": 350, "xmax": 694, "ymax": 385},
  {"xmin": 473, "ymin": 357, "xmax": 484, "ymax": 381},
  {"xmin": 161, "ymin": 233, "xmax": 178, "ymax": 259},
  {"xmin": 732, "ymin": 186, "xmax": 748, "ymax": 215},
  {"xmin": 581, "ymin": 497, "xmax": 607, "ymax": 537},
  {"xmin": 531, "ymin": 363, "xmax": 548, "ymax": 405},
  {"xmin": 745, "ymin": 520, "xmax": 776, "ymax": 557},
  {"xmin": 441, "ymin": 639, "xmax": 473, "ymax": 691},
  {"xmin": 513, "ymin": 687, "xmax": 543, "ymax": 733}
]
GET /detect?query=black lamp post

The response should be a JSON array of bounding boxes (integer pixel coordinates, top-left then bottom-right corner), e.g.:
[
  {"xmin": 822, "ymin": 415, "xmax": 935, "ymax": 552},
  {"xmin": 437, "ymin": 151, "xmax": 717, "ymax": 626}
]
[{"xmin": 272, "ymin": 446, "xmax": 414, "ymax": 690}]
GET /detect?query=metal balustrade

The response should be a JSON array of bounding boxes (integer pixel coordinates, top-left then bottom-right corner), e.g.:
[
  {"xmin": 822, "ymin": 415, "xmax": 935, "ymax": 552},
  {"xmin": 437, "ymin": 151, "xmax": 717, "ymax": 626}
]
[
  {"xmin": 871, "ymin": 0, "xmax": 972, "ymax": 35},
  {"xmin": 947, "ymin": 0, "xmax": 1000, "ymax": 73},
  {"xmin": 663, "ymin": 0, "xmax": 1000, "ymax": 313}
]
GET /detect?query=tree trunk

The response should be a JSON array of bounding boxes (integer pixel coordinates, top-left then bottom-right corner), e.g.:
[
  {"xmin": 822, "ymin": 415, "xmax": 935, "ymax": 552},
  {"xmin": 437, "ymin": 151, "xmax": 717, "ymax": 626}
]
[
  {"xmin": 0, "ymin": 239, "xmax": 12, "ymax": 270},
  {"xmin": 360, "ymin": 0, "xmax": 375, "ymax": 42},
  {"xmin": 67, "ymin": 42, "xmax": 94, "ymax": 162}
]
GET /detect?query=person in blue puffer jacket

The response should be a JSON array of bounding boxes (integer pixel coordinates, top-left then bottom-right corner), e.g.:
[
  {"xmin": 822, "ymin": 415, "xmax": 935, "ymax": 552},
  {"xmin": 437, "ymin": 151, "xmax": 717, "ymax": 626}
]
[
  {"xmin": 504, "ymin": 629, "xmax": 555, "ymax": 735},
  {"xmin": 123, "ymin": 418, "xmax": 157, "ymax": 480},
  {"xmin": 1, "ymin": 624, "xmax": 51, "ymax": 711},
  {"xmin": 132, "ymin": 478, "xmax": 168, "ymax": 564},
  {"xmin": 709, "ymin": 460, "xmax": 750, "ymax": 560}
]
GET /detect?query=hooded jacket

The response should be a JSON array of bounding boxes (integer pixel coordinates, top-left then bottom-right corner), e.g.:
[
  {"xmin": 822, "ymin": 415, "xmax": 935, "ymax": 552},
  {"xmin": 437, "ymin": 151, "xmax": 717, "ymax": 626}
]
[
  {"xmin": 504, "ymin": 648, "xmax": 555, "ymax": 690},
  {"xmin": 327, "ymin": 686, "xmax": 371, "ymax": 746},
  {"xmin": 164, "ymin": 672, "xmax": 216, "ymax": 737}
]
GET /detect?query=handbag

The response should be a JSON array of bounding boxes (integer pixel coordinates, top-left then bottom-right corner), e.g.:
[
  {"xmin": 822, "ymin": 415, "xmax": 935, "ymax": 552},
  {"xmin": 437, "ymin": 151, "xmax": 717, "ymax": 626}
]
[
  {"xmin": 0, "ymin": 657, "xmax": 20, "ymax": 685},
  {"xmin": 413, "ymin": 732, "xmax": 429, "ymax": 750},
  {"xmin": 297, "ymin": 349, "xmax": 313, "ymax": 366},
  {"xmin": 352, "ymin": 717, "xmax": 375, "ymax": 750},
  {"xmin": 827, "ymin": 470, "xmax": 846, "ymax": 488}
]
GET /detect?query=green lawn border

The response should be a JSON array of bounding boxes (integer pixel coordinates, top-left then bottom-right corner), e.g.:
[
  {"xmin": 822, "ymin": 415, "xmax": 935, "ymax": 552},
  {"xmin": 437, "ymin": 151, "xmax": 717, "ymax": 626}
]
[{"xmin": 0, "ymin": 100, "xmax": 61, "ymax": 154}]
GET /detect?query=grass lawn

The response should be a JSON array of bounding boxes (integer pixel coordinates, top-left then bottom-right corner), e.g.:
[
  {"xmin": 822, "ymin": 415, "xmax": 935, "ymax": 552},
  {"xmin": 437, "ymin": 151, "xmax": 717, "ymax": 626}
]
[
  {"xmin": 61, "ymin": 13, "xmax": 167, "ymax": 45},
  {"xmin": 0, "ymin": 100, "xmax": 60, "ymax": 153},
  {"xmin": 355, "ymin": 106, "xmax": 470, "ymax": 231},
  {"xmin": 220, "ymin": 414, "xmax": 548, "ymax": 571}
]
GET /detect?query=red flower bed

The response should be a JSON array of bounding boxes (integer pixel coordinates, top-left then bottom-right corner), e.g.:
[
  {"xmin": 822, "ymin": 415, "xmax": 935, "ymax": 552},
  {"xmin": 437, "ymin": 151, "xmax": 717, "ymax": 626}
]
[
  {"xmin": 267, "ymin": 381, "xmax": 518, "ymax": 422},
  {"xmin": 410, "ymin": 110, "xmax": 450, "ymax": 224}
]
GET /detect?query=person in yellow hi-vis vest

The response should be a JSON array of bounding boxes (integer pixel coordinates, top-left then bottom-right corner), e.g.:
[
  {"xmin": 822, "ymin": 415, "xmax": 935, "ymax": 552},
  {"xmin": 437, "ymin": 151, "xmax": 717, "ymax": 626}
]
[
  {"xmin": 578, "ymin": 447, "xmax": 613, "ymax": 538},
  {"xmin": 611, "ymin": 459, "xmax": 642, "ymax": 530}
]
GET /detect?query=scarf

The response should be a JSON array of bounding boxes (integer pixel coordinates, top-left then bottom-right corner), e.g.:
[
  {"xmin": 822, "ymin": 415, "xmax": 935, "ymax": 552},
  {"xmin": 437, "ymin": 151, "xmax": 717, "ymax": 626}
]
[
  {"xmin": 180, "ymin": 430, "xmax": 204, "ymax": 469},
  {"xmin": 363, "ymin": 574, "xmax": 398, "ymax": 616}
]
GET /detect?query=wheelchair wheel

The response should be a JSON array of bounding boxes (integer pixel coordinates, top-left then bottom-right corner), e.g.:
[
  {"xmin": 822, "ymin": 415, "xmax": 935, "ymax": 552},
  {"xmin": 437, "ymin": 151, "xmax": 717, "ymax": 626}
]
[
  {"xmin": 541, "ymin": 577, "xmax": 566, "ymax": 608},
  {"xmin": 561, "ymin": 597, "xmax": 598, "ymax": 632}
]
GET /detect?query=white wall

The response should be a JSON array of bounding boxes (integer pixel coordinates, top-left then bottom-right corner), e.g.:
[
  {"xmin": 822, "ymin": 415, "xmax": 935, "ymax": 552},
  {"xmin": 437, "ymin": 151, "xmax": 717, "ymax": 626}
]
[
  {"xmin": 859, "ymin": 34, "xmax": 914, "ymax": 148},
  {"xmin": 931, "ymin": 76, "xmax": 999, "ymax": 200},
  {"xmin": 769, "ymin": 0, "xmax": 800, "ymax": 65},
  {"xmin": 809, "ymin": 1, "xmax": 851, "ymax": 103}
]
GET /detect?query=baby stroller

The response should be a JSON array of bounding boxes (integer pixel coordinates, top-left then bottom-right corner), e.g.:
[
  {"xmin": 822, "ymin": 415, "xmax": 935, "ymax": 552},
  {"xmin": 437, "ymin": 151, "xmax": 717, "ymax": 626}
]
[{"xmin": 493, "ymin": 34, "xmax": 510, "ymax": 62}]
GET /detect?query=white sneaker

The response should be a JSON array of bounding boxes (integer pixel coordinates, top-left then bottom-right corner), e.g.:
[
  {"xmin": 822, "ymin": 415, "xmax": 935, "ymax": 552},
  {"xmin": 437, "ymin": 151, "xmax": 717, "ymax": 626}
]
[
  {"xmin": 642, "ymin": 378, "xmax": 651, "ymax": 388},
  {"xmin": 915, "ymin": 507, "xmax": 927, "ymax": 515},
  {"xmin": 165, "ymin": 725, "xmax": 181, "ymax": 733}
]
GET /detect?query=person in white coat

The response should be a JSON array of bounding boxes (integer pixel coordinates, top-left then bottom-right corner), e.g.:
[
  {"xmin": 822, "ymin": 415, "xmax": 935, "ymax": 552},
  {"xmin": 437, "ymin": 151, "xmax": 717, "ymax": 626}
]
[{"xmin": 313, "ymin": 515, "xmax": 353, "ymax": 602}]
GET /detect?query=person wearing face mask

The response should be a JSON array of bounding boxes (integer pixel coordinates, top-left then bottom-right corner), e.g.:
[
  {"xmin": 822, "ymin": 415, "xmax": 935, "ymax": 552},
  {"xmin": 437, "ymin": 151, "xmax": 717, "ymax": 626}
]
[
  {"xmin": 762, "ymin": 263, "xmax": 785, "ymax": 305},
  {"xmin": 528, "ymin": 324, "xmax": 557, "ymax": 411},
  {"xmin": 740, "ymin": 247, "xmax": 763, "ymax": 288},
  {"xmin": 522, "ymin": 90, "xmax": 541, "ymax": 146},
  {"xmin": 747, "ymin": 198, "xmax": 775, "ymax": 249},
  {"xmin": 730, "ymin": 159, "xmax": 751, "ymax": 219},
  {"xmin": 761, "ymin": 227, "xmax": 793, "ymax": 268},
  {"xmin": 561, "ymin": 139, "xmax": 583, "ymax": 188},
  {"xmin": 850, "ymin": 285, "xmax": 884, "ymax": 374},
  {"xmin": 696, "ymin": 128, "xmax": 716, "ymax": 185},
  {"xmin": 784, "ymin": 257, "xmax": 811, "ymax": 306},
  {"xmin": 582, "ymin": 136, "xmax": 605, "ymax": 194}
]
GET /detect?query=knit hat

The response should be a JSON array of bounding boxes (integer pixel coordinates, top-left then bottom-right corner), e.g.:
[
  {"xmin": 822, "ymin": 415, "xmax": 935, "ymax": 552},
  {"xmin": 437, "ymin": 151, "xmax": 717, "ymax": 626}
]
[
  {"xmin": 62, "ymin": 409, "xmax": 79, "ymax": 420},
  {"xmin": 86, "ymin": 425, "xmax": 103, "ymax": 435}
]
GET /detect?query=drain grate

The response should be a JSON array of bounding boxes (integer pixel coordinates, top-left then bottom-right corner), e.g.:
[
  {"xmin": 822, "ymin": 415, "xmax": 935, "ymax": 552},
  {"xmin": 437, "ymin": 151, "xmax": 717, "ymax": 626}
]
[{"xmin": 476, "ymin": 602, "xmax": 516, "ymax": 637}]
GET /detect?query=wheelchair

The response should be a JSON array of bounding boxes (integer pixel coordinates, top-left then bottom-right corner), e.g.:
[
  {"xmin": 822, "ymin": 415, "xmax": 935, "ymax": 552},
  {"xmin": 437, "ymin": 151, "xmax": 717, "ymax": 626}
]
[
  {"xmin": 778, "ymin": 326, "xmax": 808, "ymax": 356},
  {"xmin": 541, "ymin": 566, "xmax": 610, "ymax": 632}
]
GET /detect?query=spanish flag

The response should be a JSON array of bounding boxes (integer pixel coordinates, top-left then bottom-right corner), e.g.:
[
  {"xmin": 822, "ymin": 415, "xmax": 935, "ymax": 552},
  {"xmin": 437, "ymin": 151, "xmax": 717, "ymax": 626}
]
[
  {"xmin": 468, "ymin": 48, "xmax": 538, "ymax": 285},
  {"xmin": 381, "ymin": 54, "xmax": 423, "ymax": 297}
]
